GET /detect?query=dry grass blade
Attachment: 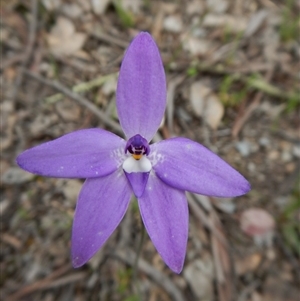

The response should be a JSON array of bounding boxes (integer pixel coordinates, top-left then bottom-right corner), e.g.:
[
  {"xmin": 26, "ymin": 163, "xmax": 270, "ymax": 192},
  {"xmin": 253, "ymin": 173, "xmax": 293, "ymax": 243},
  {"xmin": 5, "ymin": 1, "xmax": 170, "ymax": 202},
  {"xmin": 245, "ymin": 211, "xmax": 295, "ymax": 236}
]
[
  {"xmin": 24, "ymin": 70, "xmax": 123, "ymax": 136},
  {"xmin": 89, "ymin": 28, "xmax": 128, "ymax": 48},
  {"xmin": 187, "ymin": 193, "xmax": 228, "ymax": 247},
  {"xmin": 6, "ymin": 264, "xmax": 73, "ymax": 301},
  {"xmin": 167, "ymin": 75, "xmax": 185, "ymax": 134},
  {"xmin": 115, "ymin": 249, "xmax": 185, "ymax": 301},
  {"xmin": 232, "ymin": 68, "xmax": 275, "ymax": 137},
  {"xmin": 10, "ymin": 0, "xmax": 38, "ymax": 101}
]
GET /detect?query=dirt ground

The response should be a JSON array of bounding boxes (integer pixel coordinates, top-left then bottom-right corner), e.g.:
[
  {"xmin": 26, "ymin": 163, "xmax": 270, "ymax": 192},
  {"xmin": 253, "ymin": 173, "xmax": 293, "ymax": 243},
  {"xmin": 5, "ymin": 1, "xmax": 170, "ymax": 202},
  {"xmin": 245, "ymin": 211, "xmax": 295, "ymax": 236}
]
[{"xmin": 1, "ymin": 0, "xmax": 300, "ymax": 301}]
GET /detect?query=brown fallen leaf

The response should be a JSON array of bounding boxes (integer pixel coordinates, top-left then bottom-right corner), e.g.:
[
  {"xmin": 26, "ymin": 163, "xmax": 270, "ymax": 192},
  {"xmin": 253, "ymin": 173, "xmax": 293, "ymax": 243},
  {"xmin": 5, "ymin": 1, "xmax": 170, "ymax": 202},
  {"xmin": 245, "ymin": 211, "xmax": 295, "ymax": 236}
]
[
  {"xmin": 190, "ymin": 81, "xmax": 224, "ymax": 129},
  {"xmin": 47, "ymin": 17, "xmax": 87, "ymax": 56},
  {"xmin": 235, "ymin": 253, "xmax": 262, "ymax": 276}
]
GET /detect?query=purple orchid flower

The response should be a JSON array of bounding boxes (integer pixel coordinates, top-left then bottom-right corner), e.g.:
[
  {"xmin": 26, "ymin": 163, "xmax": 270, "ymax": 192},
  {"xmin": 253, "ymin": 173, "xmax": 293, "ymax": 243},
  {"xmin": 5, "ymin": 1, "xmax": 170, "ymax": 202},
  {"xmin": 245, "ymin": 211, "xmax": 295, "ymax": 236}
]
[{"xmin": 16, "ymin": 32, "xmax": 250, "ymax": 273}]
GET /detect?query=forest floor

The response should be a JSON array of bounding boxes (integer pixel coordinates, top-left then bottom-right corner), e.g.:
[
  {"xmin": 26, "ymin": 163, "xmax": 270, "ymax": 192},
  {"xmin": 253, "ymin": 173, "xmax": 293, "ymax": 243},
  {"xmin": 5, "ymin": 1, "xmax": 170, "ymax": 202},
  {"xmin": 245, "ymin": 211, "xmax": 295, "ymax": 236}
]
[{"xmin": 1, "ymin": 0, "xmax": 300, "ymax": 300}]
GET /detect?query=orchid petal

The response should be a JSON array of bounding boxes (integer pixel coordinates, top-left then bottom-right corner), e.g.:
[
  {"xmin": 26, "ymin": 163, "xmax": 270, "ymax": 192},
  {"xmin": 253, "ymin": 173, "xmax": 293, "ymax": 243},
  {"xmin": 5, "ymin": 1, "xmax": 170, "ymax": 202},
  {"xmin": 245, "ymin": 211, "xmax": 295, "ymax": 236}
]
[
  {"xmin": 16, "ymin": 129, "xmax": 125, "ymax": 178},
  {"xmin": 124, "ymin": 171, "xmax": 149, "ymax": 198},
  {"xmin": 138, "ymin": 174, "xmax": 188, "ymax": 273},
  {"xmin": 72, "ymin": 170, "xmax": 131, "ymax": 267},
  {"xmin": 116, "ymin": 32, "xmax": 166, "ymax": 141},
  {"xmin": 151, "ymin": 138, "xmax": 251, "ymax": 197}
]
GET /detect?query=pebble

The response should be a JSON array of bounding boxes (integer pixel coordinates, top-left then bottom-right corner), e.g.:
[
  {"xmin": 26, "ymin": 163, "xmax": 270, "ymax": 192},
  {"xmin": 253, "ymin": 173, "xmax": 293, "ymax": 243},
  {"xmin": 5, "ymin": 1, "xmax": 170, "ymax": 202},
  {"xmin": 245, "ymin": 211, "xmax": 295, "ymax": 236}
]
[
  {"xmin": 247, "ymin": 162, "xmax": 256, "ymax": 172},
  {"xmin": 259, "ymin": 137, "xmax": 270, "ymax": 147},
  {"xmin": 91, "ymin": 0, "xmax": 111, "ymax": 15},
  {"xmin": 206, "ymin": 0, "xmax": 229, "ymax": 13},
  {"xmin": 268, "ymin": 150, "xmax": 280, "ymax": 160},
  {"xmin": 281, "ymin": 150, "xmax": 292, "ymax": 162},
  {"xmin": 1, "ymin": 167, "xmax": 34, "ymax": 185},
  {"xmin": 163, "ymin": 15, "xmax": 183, "ymax": 33},
  {"xmin": 183, "ymin": 37, "xmax": 212, "ymax": 55},
  {"xmin": 292, "ymin": 145, "xmax": 300, "ymax": 158},
  {"xmin": 187, "ymin": 0, "xmax": 204, "ymax": 15},
  {"xmin": 235, "ymin": 140, "xmax": 252, "ymax": 157},
  {"xmin": 61, "ymin": 3, "xmax": 82, "ymax": 18},
  {"xmin": 285, "ymin": 162, "xmax": 296, "ymax": 173}
]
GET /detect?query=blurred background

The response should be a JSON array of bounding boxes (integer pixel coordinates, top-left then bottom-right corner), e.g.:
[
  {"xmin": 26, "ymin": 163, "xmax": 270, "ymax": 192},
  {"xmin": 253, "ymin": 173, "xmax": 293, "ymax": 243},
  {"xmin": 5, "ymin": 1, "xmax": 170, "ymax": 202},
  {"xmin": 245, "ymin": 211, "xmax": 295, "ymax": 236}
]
[{"xmin": 1, "ymin": 0, "xmax": 299, "ymax": 300}]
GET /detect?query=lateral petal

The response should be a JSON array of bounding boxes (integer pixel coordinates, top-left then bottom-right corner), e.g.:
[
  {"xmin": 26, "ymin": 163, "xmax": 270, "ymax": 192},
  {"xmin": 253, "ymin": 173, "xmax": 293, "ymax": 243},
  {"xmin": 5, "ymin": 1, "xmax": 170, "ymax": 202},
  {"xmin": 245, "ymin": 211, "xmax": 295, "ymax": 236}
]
[
  {"xmin": 16, "ymin": 129, "xmax": 126, "ymax": 178},
  {"xmin": 151, "ymin": 138, "xmax": 251, "ymax": 197},
  {"xmin": 116, "ymin": 32, "xmax": 166, "ymax": 141},
  {"xmin": 138, "ymin": 174, "xmax": 188, "ymax": 273},
  {"xmin": 72, "ymin": 170, "xmax": 132, "ymax": 267}
]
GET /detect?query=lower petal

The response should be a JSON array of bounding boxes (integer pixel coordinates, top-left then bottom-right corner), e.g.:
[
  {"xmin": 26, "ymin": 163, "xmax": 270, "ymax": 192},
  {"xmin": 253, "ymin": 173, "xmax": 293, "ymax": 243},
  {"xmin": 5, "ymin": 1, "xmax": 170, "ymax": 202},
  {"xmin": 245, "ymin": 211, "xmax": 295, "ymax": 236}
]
[
  {"xmin": 138, "ymin": 174, "xmax": 188, "ymax": 273},
  {"xmin": 124, "ymin": 171, "xmax": 149, "ymax": 198},
  {"xmin": 72, "ymin": 170, "xmax": 132, "ymax": 267}
]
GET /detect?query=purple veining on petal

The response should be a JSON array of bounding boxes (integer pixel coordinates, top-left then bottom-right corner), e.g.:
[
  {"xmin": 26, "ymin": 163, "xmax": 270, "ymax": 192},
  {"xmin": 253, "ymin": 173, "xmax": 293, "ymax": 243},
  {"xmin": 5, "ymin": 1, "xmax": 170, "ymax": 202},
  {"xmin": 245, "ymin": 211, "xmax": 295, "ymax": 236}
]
[
  {"xmin": 116, "ymin": 32, "xmax": 167, "ymax": 141},
  {"xmin": 151, "ymin": 137, "xmax": 251, "ymax": 197},
  {"xmin": 72, "ymin": 170, "xmax": 131, "ymax": 268},
  {"xmin": 16, "ymin": 129, "xmax": 126, "ymax": 179},
  {"xmin": 138, "ymin": 174, "xmax": 188, "ymax": 273}
]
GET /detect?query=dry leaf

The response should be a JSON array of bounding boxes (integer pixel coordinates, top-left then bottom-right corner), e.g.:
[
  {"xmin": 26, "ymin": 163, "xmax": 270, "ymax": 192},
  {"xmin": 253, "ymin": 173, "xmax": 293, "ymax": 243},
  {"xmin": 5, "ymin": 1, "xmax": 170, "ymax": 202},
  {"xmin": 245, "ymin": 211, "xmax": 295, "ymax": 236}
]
[
  {"xmin": 47, "ymin": 17, "xmax": 87, "ymax": 56},
  {"xmin": 203, "ymin": 14, "xmax": 248, "ymax": 33},
  {"xmin": 184, "ymin": 257, "xmax": 214, "ymax": 299},
  {"xmin": 190, "ymin": 81, "xmax": 224, "ymax": 129},
  {"xmin": 235, "ymin": 253, "xmax": 262, "ymax": 276},
  {"xmin": 204, "ymin": 94, "xmax": 224, "ymax": 129},
  {"xmin": 190, "ymin": 81, "xmax": 210, "ymax": 116}
]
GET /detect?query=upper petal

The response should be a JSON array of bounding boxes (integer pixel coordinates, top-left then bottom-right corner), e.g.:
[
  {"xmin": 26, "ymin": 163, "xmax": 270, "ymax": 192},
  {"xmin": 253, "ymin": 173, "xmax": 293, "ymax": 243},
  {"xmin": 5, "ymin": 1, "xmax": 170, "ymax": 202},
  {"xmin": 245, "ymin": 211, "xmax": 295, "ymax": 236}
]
[
  {"xmin": 16, "ymin": 129, "xmax": 125, "ymax": 178},
  {"xmin": 151, "ymin": 138, "xmax": 251, "ymax": 197},
  {"xmin": 72, "ymin": 170, "xmax": 132, "ymax": 267},
  {"xmin": 116, "ymin": 32, "xmax": 166, "ymax": 141},
  {"xmin": 138, "ymin": 174, "xmax": 188, "ymax": 273}
]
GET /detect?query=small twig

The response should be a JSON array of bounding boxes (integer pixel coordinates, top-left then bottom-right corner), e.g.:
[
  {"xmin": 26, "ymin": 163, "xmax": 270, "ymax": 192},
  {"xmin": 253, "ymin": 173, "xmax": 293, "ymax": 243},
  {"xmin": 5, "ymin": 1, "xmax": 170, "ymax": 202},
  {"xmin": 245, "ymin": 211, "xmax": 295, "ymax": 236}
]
[
  {"xmin": 132, "ymin": 224, "xmax": 146, "ymax": 297},
  {"xmin": 237, "ymin": 280, "xmax": 261, "ymax": 301},
  {"xmin": 118, "ymin": 206, "xmax": 133, "ymax": 248},
  {"xmin": 211, "ymin": 228, "xmax": 225, "ymax": 284},
  {"xmin": 272, "ymin": 129, "xmax": 300, "ymax": 144},
  {"xmin": 209, "ymin": 211, "xmax": 234, "ymax": 301},
  {"xmin": 6, "ymin": 264, "xmax": 72, "ymax": 301},
  {"xmin": 115, "ymin": 249, "xmax": 185, "ymax": 301},
  {"xmin": 45, "ymin": 73, "xmax": 118, "ymax": 103},
  {"xmin": 38, "ymin": 272, "xmax": 86, "ymax": 289},
  {"xmin": 1, "ymin": 54, "xmax": 26, "ymax": 71},
  {"xmin": 276, "ymin": 232, "xmax": 300, "ymax": 281},
  {"xmin": 167, "ymin": 75, "xmax": 185, "ymax": 135},
  {"xmin": 232, "ymin": 68, "xmax": 274, "ymax": 137},
  {"xmin": 23, "ymin": 70, "xmax": 123, "ymax": 136},
  {"xmin": 11, "ymin": 0, "xmax": 38, "ymax": 100},
  {"xmin": 89, "ymin": 27, "xmax": 129, "ymax": 48},
  {"xmin": 192, "ymin": 62, "xmax": 298, "ymax": 101},
  {"xmin": 187, "ymin": 193, "xmax": 228, "ymax": 247}
]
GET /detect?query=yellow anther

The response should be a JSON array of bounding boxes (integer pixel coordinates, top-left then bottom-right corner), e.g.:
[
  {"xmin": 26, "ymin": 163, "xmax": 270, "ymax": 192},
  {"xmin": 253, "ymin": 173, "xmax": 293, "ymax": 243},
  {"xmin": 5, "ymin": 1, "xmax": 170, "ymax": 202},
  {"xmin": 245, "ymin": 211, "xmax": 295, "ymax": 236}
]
[{"xmin": 132, "ymin": 154, "xmax": 142, "ymax": 160}]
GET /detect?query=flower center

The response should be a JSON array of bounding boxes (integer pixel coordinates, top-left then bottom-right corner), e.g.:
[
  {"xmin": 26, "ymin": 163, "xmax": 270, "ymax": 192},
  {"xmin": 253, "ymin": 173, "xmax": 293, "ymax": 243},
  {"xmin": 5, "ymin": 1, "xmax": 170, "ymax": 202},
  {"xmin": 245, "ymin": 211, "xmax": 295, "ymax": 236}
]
[
  {"xmin": 123, "ymin": 134, "xmax": 152, "ymax": 174},
  {"xmin": 125, "ymin": 134, "xmax": 150, "ymax": 160}
]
